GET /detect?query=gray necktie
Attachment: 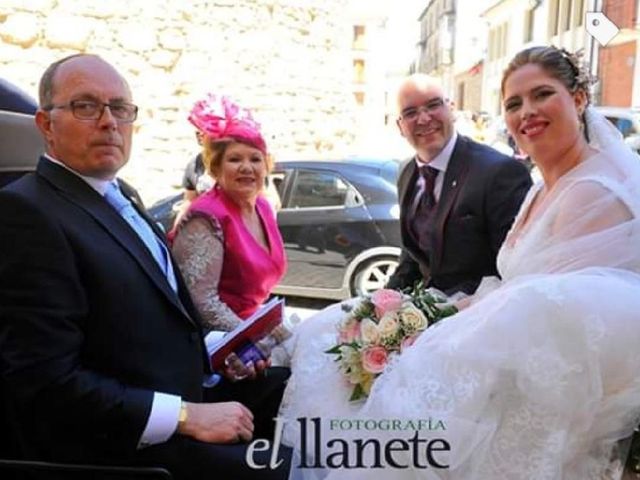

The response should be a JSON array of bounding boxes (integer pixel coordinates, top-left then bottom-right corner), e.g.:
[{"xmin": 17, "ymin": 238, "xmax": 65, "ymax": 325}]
[{"xmin": 104, "ymin": 182, "xmax": 177, "ymax": 291}]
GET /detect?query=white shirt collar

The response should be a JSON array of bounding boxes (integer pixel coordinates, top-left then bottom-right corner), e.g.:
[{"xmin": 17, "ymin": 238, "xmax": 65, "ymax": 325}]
[
  {"xmin": 414, "ymin": 130, "xmax": 458, "ymax": 173},
  {"xmin": 44, "ymin": 154, "xmax": 114, "ymax": 195}
]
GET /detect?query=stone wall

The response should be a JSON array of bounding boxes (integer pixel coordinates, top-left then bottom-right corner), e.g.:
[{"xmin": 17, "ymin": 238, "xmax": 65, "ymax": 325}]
[{"xmin": 0, "ymin": 0, "xmax": 357, "ymax": 202}]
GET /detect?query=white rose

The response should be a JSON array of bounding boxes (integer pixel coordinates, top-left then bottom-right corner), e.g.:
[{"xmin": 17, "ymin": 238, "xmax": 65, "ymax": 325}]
[
  {"xmin": 348, "ymin": 364, "xmax": 369, "ymax": 385},
  {"xmin": 338, "ymin": 348, "xmax": 367, "ymax": 384},
  {"xmin": 360, "ymin": 318, "xmax": 380, "ymax": 344},
  {"xmin": 399, "ymin": 303, "xmax": 428, "ymax": 332},
  {"xmin": 378, "ymin": 312, "xmax": 400, "ymax": 339}
]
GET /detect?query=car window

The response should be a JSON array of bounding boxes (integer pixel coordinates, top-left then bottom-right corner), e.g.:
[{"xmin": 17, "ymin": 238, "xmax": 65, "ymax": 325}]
[
  {"xmin": 289, "ymin": 169, "xmax": 350, "ymax": 208},
  {"xmin": 605, "ymin": 116, "xmax": 634, "ymax": 137},
  {"xmin": 617, "ymin": 118, "xmax": 633, "ymax": 137},
  {"xmin": 270, "ymin": 172, "xmax": 286, "ymax": 197}
]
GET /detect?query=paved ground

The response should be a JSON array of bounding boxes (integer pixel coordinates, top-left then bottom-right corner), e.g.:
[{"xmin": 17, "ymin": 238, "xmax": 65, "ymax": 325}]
[{"xmin": 283, "ymin": 295, "xmax": 336, "ymax": 324}]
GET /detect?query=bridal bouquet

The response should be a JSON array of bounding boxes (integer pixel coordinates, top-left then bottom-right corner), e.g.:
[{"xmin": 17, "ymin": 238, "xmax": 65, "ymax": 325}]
[{"xmin": 326, "ymin": 283, "xmax": 458, "ymax": 401}]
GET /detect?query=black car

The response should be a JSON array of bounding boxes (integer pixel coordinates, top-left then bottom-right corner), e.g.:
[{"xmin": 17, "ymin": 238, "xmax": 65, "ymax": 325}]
[{"xmin": 149, "ymin": 158, "xmax": 403, "ymax": 300}]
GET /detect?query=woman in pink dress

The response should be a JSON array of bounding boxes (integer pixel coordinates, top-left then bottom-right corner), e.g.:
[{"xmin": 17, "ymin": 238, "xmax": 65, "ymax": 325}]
[{"xmin": 171, "ymin": 94, "xmax": 286, "ymax": 335}]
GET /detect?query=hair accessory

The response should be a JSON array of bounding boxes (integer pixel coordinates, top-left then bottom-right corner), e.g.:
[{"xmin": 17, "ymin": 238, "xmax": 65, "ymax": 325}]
[
  {"xmin": 557, "ymin": 47, "xmax": 594, "ymax": 91},
  {"xmin": 188, "ymin": 94, "xmax": 266, "ymax": 154}
]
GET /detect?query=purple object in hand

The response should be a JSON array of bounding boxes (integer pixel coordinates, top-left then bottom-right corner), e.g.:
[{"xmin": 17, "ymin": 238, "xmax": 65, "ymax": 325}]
[{"xmin": 237, "ymin": 342, "xmax": 266, "ymax": 365}]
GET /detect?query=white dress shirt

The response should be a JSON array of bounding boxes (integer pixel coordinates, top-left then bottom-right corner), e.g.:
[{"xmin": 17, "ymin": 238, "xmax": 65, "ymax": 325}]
[{"xmin": 410, "ymin": 131, "xmax": 458, "ymax": 216}]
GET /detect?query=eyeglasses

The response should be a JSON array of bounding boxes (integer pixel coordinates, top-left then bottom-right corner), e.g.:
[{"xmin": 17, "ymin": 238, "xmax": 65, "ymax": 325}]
[
  {"xmin": 45, "ymin": 100, "xmax": 138, "ymax": 123},
  {"xmin": 398, "ymin": 98, "xmax": 446, "ymax": 122}
]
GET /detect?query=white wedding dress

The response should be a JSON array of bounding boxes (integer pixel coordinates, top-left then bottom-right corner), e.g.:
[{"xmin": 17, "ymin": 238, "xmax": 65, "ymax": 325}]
[{"xmin": 279, "ymin": 109, "xmax": 640, "ymax": 479}]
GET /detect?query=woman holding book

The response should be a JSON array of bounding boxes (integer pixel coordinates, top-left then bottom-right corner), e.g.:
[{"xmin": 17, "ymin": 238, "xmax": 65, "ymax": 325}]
[
  {"xmin": 280, "ymin": 46, "xmax": 640, "ymax": 479},
  {"xmin": 171, "ymin": 94, "xmax": 287, "ymax": 342}
]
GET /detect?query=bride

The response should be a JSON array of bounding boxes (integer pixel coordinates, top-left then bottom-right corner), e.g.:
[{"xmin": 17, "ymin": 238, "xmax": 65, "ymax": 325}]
[{"xmin": 278, "ymin": 46, "xmax": 640, "ymax": 479}]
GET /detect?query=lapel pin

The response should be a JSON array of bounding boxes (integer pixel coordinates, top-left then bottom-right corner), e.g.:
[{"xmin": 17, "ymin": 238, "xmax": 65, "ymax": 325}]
[{"xmin": 451, "ymin": 180, "xmax": 457, "ymax": 188}]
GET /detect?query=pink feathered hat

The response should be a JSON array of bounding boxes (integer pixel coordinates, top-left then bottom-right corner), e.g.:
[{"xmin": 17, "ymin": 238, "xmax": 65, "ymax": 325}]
[{"xmin": 188, "ymin": 93, "xmax": 266, "ymax": 154}]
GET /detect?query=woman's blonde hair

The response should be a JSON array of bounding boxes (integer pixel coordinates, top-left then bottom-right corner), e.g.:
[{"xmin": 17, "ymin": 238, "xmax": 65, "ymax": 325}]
[{"xmin": 202, "ymin": 139, "xmax": 273, "ymax": 179}]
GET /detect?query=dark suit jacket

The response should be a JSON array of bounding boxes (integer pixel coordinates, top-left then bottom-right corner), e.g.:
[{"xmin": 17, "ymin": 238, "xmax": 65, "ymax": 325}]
[
  {"xmin": 387, "ymin": 135, "xmax": 532, "ymax": 295},
  {"xmin": 0, "ymin": 158, "xmax": 209, "ymax": 462}
]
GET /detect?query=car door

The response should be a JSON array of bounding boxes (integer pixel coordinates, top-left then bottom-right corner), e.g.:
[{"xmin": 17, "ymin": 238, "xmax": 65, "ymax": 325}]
[{"xmin": 276, "ymin": 166, "xmax": 378, "ymax": 292}]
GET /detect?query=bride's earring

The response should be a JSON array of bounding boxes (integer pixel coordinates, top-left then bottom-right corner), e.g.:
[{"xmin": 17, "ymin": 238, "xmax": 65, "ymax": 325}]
[
  {"xmin": 577, "ymin": 109, "xmax": 585, "ymax": 130},
  {"xmin": 577, "ymin": 110, "xmax": 590, "ymax": 141}
]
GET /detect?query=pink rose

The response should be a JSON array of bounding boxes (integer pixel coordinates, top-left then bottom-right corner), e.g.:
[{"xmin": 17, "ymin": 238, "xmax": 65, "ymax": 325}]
[
  {"xmin": 371, "ymin": 289, "xmax": 404, "ymax": 318},
  {"xmin": 361, "ymin": 346, "xmax": 388, "ymax": 374},
  {"xmin": 339, "ymin": 320, "xmax": 361, "ymax": 344}
]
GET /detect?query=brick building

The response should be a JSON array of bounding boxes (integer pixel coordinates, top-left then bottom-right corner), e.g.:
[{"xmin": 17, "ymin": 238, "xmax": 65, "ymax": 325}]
[{"xmin": 599, "ymin": 0, "xmax": 639, "ymax": 106}]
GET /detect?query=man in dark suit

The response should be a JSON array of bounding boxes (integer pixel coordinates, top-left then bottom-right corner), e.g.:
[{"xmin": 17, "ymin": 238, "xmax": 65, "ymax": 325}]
[
  {"xmin": 387, "ymin": 74, "xmax": 532, "ymax": 296},
  {"xmin": 0, "ymin": 54, "xmax": 290, "ymax": 479}
]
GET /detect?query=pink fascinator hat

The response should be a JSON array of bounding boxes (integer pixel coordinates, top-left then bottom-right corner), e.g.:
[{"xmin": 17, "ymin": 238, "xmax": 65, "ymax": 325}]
[{"xmin": 188, "ymin": 94, "xmax": 266, "ymax": 154}]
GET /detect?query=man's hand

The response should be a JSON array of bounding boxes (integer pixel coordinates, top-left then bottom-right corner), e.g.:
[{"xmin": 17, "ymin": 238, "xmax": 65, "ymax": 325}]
[{"xmin": 177, "ymin": 401, "xmax": 254, "ymax": 443}]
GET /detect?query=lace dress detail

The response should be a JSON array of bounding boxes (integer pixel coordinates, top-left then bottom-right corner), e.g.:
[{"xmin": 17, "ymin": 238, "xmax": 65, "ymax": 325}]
[
  {"xmin": 281, "ymin": 143, "xmax": 640, "ymax": 479},
  {"xmin": 171, "ymin": 214, "xmax": 242, "ymax": 332}
]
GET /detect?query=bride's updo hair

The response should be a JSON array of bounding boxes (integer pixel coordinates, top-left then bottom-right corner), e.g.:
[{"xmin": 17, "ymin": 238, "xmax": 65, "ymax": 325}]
[{"xmin": 501, "ymin": 46, "xmax": 594, "ymax": 104}]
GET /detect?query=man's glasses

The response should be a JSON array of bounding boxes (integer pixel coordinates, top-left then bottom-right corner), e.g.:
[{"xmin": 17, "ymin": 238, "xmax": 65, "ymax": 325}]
[
  {"xmin": 399, "ymin": 98, "xmax": 446, "ymax": 122},
  {"xmin": 45, "ymin": 100, "xmax": 138, "ymax": 123}
]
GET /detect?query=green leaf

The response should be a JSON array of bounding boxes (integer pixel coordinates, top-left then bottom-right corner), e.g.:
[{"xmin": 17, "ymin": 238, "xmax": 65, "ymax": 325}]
[
  {"xmin": 436, "ymin": 305, "xmax": 459, "ymax": 319},
  {"xmin": 349, "ymin": 384, "xmax": 367, "ymax": 402},
  {"xmin": 325, "ymin": 344, "xmax": 344, "ymax": 355}
]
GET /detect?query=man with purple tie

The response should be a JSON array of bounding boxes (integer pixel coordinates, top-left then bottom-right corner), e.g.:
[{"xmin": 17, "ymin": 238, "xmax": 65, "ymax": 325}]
[{"xmin": 387, "ymin": 74, "xmax": 532, "ymax": 296}]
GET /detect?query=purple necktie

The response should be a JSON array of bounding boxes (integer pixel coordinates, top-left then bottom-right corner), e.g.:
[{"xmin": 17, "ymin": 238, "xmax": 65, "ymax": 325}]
[
  {"xmin": 410, "ymin": 165, "xmax": 439, "ymax": 255},
  {"xmin": 419, "ymin": 165, "xmax": 438, "ymax": 211}
]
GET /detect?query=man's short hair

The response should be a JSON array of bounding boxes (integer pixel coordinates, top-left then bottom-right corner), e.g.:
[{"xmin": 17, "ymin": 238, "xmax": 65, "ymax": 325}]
[{"xmin": 38, "ymin": 53, "xmax": 96, "ymax": 108}]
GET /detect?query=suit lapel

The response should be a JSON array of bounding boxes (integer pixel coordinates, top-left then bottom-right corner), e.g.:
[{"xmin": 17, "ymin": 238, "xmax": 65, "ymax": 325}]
[
  {"xmin": 37, "ymin": 158, "xmax": 196, "ymax": 324},
  {"xmin": 431, "ymin": 137, "xmax": 470, "ymax": 272},
  {"xmin": 119, "ymin": 179, "xmax": 168, "ymax": 243},
  {"xmin": 398, "ymin": 158, "xmax": 428, "ymax": 263},
  {"xmin": 398, "ymin": 157, "xmax": 418, "ymax": 207}
]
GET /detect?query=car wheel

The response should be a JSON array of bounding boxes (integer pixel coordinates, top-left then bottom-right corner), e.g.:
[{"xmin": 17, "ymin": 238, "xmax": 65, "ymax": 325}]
[{"xmin": 351, "ymin": 256, "xmax": 399, "ymax": 296}]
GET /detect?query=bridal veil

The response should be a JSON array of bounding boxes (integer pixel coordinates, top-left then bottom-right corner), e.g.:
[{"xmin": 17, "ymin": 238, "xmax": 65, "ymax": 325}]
[{"xmin": 281, "ymin": 107, "xmax": 640, "ymax": 479}]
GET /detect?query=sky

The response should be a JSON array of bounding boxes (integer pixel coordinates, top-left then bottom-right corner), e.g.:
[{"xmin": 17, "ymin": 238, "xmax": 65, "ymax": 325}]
[{"xmin": 380, "ymin": 0, "xmax": 426, "ymax": 73}]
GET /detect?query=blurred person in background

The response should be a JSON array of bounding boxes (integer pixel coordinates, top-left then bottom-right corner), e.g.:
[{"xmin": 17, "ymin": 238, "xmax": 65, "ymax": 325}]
[{"xmin": 172, "ymin": 130, "xmax": 214, "ymax": 229}]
